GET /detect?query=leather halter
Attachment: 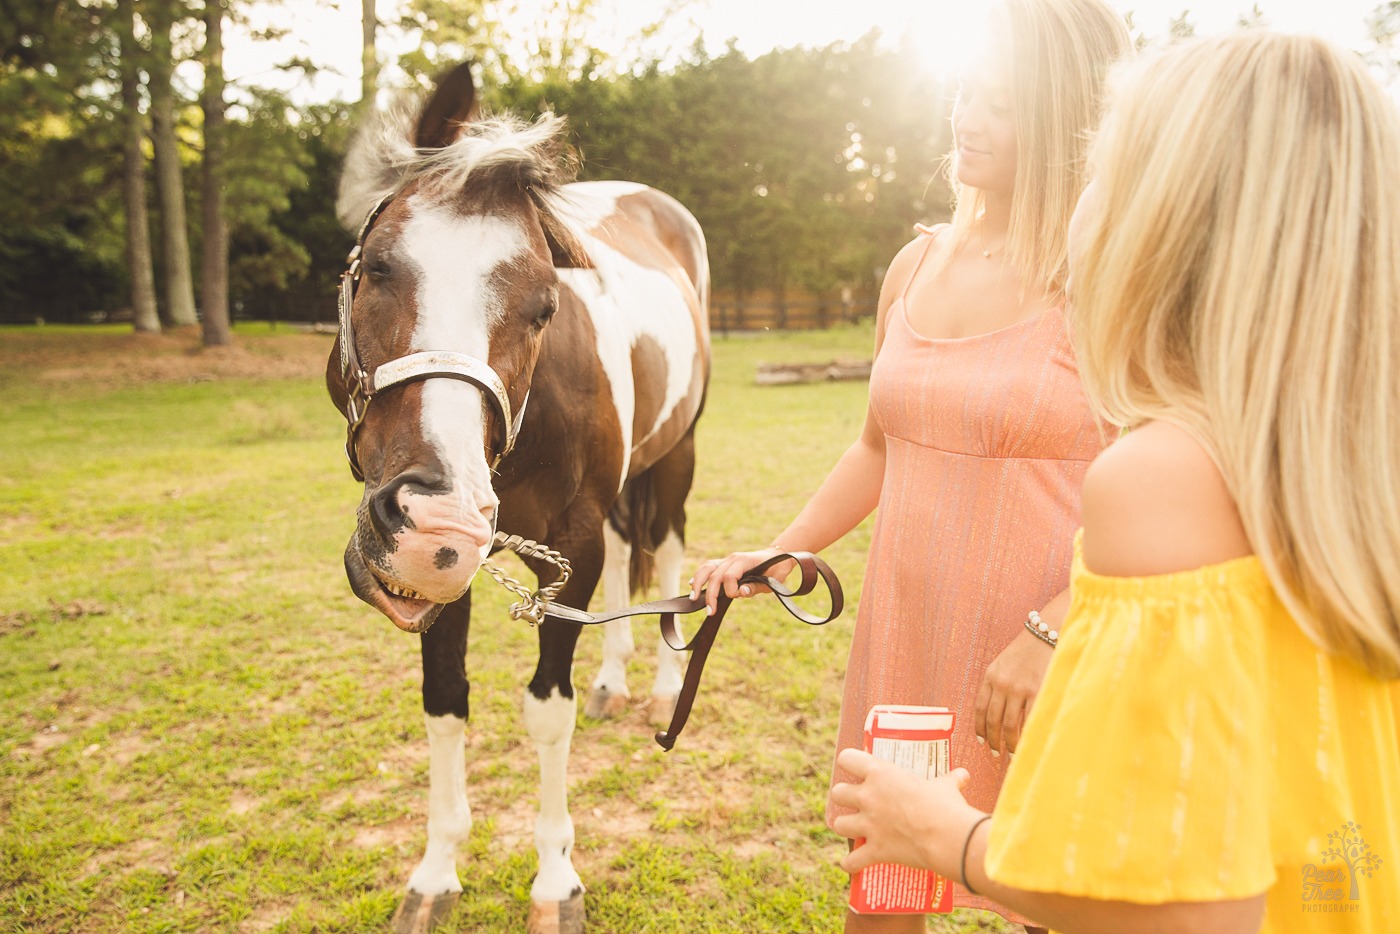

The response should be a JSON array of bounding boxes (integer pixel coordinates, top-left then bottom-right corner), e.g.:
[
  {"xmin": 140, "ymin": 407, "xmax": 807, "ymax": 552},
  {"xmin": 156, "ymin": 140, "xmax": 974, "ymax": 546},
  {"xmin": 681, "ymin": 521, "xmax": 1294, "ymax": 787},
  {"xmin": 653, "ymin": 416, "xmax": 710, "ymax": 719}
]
[
  {"xmin": 543, "ymin": 551, "xmax": 844, "ymax": 750},
  {"xmin": 337, "ymin": 193, "xmax": 528, "ymax": 482}
]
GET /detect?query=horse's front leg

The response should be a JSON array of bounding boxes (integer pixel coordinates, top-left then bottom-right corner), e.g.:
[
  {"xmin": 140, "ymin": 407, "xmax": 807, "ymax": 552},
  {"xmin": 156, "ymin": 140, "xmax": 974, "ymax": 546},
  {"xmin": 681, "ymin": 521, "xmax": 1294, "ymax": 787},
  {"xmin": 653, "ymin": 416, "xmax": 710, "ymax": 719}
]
[
  {"xmin": 392, "ymin": 594, "xmax": 472, "ymax": 934},
  {"xmin": 522, "ymin": 540, "xmax": 599, "ymax": 934}
]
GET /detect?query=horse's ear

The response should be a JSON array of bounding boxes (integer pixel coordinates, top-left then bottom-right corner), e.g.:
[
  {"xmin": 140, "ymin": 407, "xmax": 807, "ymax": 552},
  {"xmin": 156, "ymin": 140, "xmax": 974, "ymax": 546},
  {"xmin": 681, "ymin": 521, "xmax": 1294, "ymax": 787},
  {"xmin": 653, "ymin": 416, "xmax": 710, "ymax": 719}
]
[{"xmin": 415, "ymin": 62, "xmax": 481, "ymax": 150}]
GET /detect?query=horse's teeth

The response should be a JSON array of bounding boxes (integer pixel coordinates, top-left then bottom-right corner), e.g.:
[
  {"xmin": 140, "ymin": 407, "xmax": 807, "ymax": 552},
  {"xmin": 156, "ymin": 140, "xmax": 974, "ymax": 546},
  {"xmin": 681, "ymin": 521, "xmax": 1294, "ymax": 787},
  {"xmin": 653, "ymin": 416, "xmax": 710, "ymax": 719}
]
[{"xmin": 383, "ymin": 581, "xmax": 427, "ymax": 600}]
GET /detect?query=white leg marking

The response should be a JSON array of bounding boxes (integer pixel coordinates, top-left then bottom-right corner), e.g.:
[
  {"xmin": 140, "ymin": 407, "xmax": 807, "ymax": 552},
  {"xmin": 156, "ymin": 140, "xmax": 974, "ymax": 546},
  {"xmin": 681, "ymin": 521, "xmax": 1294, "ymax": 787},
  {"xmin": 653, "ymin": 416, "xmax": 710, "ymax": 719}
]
[
  {"xmin": 406, "ymin": 714, "xmax": 472, "ymax": 896},
  {"xmin": 651, "ymin": 530, "xmax": 687, "ymax": 700},
  {"xmin": 524, "ymin": 688, "xmax": 583, "ymax": 902},
  {"xmin": 591, "ymin": 523, "xmax": 634, "ymax": 699}
]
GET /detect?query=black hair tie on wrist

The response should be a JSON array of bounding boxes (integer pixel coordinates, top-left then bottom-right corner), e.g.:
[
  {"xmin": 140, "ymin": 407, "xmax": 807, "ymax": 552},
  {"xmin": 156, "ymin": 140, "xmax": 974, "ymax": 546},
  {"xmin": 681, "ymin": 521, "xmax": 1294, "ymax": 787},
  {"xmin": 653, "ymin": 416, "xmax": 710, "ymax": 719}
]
[{"xmin": 960, "ymin": 814, "xmax": 993, "ymax": 895}]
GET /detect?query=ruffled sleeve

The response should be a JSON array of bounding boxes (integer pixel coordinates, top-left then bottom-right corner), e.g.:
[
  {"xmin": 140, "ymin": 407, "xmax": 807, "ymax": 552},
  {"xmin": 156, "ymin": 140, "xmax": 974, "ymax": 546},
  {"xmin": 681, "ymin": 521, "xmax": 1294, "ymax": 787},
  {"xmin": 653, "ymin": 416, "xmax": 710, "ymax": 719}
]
[{"xmin": 984, "ymin": 535, "xmax": 1278, "ymax": 903}]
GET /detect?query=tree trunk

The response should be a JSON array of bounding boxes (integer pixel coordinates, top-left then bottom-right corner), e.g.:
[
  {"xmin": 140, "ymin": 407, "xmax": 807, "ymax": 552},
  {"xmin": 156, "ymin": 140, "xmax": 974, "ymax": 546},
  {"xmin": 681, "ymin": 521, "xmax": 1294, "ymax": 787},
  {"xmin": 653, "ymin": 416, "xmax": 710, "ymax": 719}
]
[
  {"xmin": 115, "ymin": 0, "xmax": 160, "ymax": 333},
  {"xmin": 200, "ymin": 0, "xmax": 231, "ymax": 346},
  {"xmin": 361, "ymin": 0, "xmax": 377, "ymax": 109},
  {"xmin": 148, "ymin": 1, "xmax": 199, "ymax": 329}
]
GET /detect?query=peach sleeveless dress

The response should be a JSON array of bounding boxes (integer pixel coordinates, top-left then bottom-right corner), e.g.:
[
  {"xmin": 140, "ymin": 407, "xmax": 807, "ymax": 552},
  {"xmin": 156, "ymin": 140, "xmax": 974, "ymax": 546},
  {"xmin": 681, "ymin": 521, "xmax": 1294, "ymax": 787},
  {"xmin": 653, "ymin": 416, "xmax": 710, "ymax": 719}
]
[{"xmin": 829, "ymin": 229, "xmax": 1109, "ymax": 922}]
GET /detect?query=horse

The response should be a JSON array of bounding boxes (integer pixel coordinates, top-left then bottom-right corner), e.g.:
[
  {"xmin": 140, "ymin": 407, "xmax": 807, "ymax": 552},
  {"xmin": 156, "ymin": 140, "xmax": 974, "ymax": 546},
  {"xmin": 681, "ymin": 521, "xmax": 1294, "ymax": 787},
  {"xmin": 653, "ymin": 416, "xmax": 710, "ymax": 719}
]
[{"xmin": 327, "ymin": 63, "xmax": 710, "ymax": 933}]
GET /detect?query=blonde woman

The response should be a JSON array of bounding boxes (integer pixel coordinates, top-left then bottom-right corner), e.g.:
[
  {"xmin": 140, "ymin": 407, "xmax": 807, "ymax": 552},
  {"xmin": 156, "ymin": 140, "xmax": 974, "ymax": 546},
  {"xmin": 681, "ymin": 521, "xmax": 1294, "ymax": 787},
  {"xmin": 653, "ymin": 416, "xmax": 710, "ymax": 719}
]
[
  {"xmin": 830, "ymin": 31, "xmax": 1400, "ymax": 933},
  {"xmin": 691, "ymin": 1, "xmax": 1131, "ymax": 929}
]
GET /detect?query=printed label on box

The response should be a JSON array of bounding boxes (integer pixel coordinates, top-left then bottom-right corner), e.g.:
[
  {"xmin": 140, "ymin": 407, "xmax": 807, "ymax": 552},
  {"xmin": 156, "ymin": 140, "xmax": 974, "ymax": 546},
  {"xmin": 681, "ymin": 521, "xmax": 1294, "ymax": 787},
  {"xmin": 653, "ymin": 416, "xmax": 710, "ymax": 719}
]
[{"xmin": 848, "ymin": 705, "xmax": 956, "ymax": 915}]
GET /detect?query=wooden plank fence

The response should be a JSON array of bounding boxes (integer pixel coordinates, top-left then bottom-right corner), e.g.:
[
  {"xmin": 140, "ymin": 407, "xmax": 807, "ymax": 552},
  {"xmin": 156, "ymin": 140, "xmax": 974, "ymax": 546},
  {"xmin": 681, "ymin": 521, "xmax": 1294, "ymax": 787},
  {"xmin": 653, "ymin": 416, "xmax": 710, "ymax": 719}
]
[{"xmin": 710, "ymin": 288, "xmax": 878, "ymax": 333}]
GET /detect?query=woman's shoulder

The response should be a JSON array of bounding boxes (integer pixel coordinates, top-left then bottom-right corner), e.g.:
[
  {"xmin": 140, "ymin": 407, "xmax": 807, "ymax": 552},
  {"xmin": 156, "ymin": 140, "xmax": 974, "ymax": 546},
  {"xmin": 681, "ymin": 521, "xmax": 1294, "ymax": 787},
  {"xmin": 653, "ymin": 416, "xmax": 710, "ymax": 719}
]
[
  {"xmin": 876, "ymin": 225, "xmax": 948, "ymax": 319},
  {"xmin": 1080, "ymin": 420, "xmax": 1254, "ymax": 578},
  {"xmin": 888, "ymin": 224, "xmax": 948, "ymax": 276}
]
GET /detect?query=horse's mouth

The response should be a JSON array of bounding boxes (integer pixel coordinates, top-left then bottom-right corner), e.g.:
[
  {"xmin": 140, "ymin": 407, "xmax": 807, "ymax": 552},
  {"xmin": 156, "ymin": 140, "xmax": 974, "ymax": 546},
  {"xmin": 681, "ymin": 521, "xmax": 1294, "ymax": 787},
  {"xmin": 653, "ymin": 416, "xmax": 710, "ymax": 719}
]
[
  {"xmin": 376, "ymin": 581, "xmax": 441, "ymax": 633},
  {"xmin": 344, "ymin": 546, "xmax": 444, "ymax": 633}
]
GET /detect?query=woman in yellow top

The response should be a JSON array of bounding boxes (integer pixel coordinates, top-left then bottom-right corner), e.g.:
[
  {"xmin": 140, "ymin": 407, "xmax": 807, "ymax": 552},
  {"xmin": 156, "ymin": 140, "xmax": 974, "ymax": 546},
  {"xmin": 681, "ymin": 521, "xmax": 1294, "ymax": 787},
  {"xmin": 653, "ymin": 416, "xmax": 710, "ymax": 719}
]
[{"xmin": 829, "ymin": 30, "xmax": 1400, "ymax": 933}]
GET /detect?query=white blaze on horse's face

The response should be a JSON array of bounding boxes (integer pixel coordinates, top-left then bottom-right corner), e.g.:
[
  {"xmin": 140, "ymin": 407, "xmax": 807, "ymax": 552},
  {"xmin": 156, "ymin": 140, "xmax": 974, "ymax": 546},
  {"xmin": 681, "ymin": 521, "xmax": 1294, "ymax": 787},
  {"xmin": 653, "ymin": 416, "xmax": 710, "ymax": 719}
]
[{"xmin": 376, "ymin": 198, "xmax": 530, "ymax": 603}]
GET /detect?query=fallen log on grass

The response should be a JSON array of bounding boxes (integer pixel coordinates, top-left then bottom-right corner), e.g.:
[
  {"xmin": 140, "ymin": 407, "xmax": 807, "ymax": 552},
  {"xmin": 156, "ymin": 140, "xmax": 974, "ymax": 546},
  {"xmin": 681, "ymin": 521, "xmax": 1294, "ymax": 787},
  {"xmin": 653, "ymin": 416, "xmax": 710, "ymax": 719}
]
[{"xmin": 754, "ymin": 358, "xmax": 872, "ymax": 385}]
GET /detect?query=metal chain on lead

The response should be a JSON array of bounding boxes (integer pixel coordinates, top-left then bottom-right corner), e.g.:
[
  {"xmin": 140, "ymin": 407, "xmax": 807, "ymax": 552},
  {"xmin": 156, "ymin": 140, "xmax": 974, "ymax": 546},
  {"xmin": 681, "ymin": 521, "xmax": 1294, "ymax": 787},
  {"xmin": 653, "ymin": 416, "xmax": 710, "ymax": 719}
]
[{"xmin": 481, "ymin": 532, "xmax": 573, "ymax": 626}]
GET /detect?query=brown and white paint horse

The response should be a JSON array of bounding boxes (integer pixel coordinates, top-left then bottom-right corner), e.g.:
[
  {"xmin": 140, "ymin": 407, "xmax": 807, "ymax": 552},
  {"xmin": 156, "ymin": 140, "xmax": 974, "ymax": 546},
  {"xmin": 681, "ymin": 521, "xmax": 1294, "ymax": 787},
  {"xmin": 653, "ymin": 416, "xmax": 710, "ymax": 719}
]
[{"xmin": 327, "ymin": 64, "xmax": 709, "ymax": 931}]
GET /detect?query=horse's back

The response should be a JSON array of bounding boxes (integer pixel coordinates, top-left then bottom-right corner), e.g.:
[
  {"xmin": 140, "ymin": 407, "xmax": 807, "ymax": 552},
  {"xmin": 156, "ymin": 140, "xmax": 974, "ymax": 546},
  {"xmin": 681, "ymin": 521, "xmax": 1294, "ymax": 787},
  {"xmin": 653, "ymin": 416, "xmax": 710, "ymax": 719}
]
[
  {"xmin": 562, "ymin": 181, "xmax": 706, "ymax": 289},
  {"xmin": 554, "ymin": 181, "xmax": 709, "ymax": 481}
]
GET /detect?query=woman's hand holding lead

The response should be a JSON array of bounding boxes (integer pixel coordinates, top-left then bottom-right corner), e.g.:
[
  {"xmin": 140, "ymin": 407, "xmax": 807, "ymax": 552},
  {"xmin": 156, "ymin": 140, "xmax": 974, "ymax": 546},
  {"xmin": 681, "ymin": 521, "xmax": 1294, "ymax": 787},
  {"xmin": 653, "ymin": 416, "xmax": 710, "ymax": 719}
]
[{"xmin": 687, "ymin": 547, "xmax": 795, "ymax": 615}]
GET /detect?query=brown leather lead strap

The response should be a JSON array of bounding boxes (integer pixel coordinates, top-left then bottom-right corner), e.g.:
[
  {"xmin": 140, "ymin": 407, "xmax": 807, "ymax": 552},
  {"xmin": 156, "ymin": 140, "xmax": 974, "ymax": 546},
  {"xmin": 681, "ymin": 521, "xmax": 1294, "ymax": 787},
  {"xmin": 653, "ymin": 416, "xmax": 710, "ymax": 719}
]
[
  {"xmin": 542, "ymin": 552, "xmax": 844, "ymax": 750},
  {"xmin": 654, "ymin": 607, "xmax": 717, "ymax": 750}
]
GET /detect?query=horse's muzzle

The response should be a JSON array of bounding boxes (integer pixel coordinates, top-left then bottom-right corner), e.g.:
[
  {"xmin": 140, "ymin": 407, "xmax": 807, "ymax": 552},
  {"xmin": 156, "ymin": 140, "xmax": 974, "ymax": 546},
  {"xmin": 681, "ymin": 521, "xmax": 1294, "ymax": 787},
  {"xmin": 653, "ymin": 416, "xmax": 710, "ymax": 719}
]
[{"xmin": 344, "ymin": 542, "xmax": 446, "ymax": 633}]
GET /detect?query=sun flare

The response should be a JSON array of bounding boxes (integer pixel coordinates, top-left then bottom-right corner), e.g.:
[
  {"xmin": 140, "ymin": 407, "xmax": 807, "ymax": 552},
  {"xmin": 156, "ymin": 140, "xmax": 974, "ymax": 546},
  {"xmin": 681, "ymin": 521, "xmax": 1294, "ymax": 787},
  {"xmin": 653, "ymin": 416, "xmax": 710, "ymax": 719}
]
[{"xmin": 898, "ymin": 2, "xmax": 992, "ymax": 80}]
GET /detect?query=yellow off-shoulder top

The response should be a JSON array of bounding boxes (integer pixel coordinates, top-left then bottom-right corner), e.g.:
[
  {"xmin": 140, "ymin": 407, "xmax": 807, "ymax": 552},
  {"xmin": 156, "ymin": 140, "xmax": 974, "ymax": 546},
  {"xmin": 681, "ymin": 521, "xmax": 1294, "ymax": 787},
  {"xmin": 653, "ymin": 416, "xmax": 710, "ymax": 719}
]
[{"xmin": 986, "ymin": 533, "xmax": 1400, "ymax": 933}]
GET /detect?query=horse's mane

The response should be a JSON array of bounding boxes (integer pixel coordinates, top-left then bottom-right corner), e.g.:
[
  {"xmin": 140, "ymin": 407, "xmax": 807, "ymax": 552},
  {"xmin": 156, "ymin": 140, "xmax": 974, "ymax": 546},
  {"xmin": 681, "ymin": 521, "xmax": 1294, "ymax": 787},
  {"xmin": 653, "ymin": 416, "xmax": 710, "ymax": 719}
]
[{"xmin": 337, "ymin": 101, "xmax": 586, "ymax": 265}]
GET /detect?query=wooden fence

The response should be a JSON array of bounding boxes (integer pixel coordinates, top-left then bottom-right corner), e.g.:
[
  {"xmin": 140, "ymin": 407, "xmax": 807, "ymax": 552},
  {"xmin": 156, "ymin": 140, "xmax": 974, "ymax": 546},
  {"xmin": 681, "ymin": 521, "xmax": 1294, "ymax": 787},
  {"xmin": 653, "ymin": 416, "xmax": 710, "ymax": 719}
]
[{"xmin": 709, "ymin": 288, "xmax": 878, "ymax": 333}]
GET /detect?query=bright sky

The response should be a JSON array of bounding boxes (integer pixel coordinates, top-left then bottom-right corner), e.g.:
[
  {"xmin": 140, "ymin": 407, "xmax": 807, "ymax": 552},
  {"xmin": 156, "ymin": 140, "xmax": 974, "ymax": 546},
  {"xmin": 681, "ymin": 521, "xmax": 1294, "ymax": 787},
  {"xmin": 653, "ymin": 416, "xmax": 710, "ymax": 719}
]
[{"xmin": 225, "ymin": 0, "xmax": 1387, "ymax": 103}]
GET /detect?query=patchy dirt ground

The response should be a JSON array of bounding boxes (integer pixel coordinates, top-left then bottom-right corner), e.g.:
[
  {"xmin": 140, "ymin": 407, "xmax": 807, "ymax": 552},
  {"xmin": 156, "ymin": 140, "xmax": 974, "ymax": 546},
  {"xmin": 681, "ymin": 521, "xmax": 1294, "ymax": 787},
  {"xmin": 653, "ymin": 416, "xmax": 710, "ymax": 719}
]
[{"xmin": 1, "ymin": 325, "xmax": 336, "ymax": 388}]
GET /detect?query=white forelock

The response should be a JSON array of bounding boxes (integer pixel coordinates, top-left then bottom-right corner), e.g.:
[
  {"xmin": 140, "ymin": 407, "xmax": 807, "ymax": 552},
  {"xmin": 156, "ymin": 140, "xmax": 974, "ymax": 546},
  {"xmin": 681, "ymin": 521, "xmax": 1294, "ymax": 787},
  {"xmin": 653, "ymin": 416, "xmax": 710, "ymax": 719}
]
[{"xmin": 336, "ymin": 105, "xmax": 571, "ymax": 232}]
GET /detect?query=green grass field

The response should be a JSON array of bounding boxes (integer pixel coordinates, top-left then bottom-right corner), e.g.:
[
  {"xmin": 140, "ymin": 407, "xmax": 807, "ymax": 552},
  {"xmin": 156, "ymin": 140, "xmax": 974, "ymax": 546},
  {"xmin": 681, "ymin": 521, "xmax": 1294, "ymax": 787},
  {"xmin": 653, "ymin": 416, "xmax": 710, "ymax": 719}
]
[{"xmin": 0, "ymin": 324, "xmax": 1017, "ymax": 934}]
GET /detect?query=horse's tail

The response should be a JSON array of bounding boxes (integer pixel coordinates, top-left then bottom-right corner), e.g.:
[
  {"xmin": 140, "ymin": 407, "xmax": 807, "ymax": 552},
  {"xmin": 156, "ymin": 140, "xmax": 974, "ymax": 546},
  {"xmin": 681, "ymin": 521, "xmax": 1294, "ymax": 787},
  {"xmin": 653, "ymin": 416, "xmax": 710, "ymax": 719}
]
[
  {"xmin": 609, "ymin": 471, "xmax": 657, "ymax": 597},
  {"xmin": 610, "ymin": 429, "xmax": 695, "ymax": 597}
]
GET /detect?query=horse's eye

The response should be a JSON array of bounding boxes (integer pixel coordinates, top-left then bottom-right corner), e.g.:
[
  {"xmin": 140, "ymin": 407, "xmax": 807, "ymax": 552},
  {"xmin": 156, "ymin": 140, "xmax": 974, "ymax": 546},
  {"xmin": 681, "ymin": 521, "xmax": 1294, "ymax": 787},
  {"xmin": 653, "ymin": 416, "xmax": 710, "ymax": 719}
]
[
  {"xmin": 366, "ymin": 259, "xmax": 392, "ymax": 280},
  {"xmin": 533, "ymin": 296, "xmax": 557, "ymax": 329}
]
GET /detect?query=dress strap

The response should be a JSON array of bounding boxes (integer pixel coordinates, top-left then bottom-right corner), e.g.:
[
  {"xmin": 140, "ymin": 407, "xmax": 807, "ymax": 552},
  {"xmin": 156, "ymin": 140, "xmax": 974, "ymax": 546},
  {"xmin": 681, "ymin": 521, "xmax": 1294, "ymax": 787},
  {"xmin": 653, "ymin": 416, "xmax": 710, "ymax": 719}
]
[{"xmin": 899, "ymin": 223, "xmax": 950, "ymax": 308}]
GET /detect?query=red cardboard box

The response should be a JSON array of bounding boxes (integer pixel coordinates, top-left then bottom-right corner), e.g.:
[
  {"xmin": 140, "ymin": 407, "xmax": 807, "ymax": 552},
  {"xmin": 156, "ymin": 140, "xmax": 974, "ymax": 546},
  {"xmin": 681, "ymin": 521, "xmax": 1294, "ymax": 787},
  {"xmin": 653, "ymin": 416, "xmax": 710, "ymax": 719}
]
[{"xmin": 848, "ymin": 705, "xmax": 956, "ymax": 915}]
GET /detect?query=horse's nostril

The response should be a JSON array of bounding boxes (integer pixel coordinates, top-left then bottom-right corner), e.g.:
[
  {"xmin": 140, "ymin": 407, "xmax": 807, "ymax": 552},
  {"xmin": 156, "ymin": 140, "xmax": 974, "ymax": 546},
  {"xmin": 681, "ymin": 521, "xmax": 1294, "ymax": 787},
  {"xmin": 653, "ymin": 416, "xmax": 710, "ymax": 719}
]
[
  {"xmin": 368, "ymin": 469, "xmax": 448, "ymax": 544},
  {"xmin": 368, "ymin": 484, "xmax": 407, "ymax": 544}
]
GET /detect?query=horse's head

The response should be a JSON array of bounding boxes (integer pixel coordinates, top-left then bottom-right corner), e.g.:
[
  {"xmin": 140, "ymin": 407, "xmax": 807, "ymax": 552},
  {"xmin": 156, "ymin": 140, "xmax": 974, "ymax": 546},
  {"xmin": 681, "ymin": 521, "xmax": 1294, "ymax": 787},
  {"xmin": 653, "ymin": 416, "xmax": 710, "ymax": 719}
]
[{"xmin": 327, "ymin": 63, "xmax": 586, "ymax": 633}]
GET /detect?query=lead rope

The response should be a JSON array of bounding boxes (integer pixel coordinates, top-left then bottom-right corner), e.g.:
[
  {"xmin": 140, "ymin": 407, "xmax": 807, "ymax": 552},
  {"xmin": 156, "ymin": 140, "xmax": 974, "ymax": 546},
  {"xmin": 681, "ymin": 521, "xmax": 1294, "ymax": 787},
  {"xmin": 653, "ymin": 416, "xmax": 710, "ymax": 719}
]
[
  {"xmin": 481, "ymin": 532, "xmax": 573, "ymax": 626},
  {"xmin": 474, "ymin": 543, "xmax": 842, "ymax": 749}
]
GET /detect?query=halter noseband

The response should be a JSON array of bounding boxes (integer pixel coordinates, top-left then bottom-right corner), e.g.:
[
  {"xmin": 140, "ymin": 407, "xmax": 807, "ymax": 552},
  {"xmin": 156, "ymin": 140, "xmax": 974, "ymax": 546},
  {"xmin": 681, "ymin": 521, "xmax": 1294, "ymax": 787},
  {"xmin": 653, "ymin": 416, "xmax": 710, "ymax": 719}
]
[{"xmin": 337, "ymin": 193, "xmax": 529, "ymax": 482}]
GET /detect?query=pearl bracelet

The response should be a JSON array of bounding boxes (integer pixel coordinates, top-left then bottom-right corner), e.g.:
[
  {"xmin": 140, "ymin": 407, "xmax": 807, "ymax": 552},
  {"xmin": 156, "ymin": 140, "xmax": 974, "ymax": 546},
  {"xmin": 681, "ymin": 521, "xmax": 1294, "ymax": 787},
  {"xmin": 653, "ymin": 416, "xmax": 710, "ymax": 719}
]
[{"xmin": 1025, "ymin": 609, "xmax": 1058, "ymax": 647}]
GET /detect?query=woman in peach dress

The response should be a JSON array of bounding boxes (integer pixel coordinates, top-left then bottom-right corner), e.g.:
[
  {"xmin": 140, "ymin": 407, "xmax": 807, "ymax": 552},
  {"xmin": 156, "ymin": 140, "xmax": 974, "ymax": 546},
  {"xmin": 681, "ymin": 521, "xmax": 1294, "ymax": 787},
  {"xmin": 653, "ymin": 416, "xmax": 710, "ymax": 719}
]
[{"xmin": 691, "ymin": 2, "xmax": 1131, "ymax": 930}]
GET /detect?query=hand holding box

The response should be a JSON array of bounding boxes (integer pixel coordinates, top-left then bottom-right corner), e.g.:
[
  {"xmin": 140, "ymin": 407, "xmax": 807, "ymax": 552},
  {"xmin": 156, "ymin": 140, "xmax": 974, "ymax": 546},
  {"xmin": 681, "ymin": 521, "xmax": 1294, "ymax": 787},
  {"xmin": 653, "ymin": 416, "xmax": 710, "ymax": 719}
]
[{"xmin": 848, "ymin": 705, "xmax": 956, "ymax": 915}]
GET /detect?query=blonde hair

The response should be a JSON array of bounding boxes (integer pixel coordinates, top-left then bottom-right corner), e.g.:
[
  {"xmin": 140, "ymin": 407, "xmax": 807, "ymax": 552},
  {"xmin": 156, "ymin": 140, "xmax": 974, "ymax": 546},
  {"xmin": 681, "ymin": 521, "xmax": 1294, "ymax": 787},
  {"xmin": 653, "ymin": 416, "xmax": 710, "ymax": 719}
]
[
  {"xmin": 945, "ymin": 0, "xmax": 1132, "ymax": 295},
  {"xmin": 1073, "ymin": 32, "xmax": 1400, "ymax": 679}
]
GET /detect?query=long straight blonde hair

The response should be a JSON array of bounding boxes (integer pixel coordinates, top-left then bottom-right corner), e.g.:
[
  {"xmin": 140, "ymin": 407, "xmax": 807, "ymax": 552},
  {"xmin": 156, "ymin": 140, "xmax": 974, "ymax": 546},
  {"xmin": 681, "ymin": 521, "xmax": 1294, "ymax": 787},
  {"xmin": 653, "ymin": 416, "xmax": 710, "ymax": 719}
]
[
  {"xmin": 945, "ymin": 0, "xmax": 1131, "ymax": 296},
  {"xmin": 1073, "ymin": 32, "xmax": 1400, "ymax": 680}
]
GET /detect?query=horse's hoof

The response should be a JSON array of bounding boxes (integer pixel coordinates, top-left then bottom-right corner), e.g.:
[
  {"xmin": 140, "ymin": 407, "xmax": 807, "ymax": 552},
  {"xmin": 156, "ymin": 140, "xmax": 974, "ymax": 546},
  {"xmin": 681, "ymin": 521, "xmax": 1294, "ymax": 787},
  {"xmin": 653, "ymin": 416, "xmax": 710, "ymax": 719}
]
[
  {"xmin": 583, "ymin": 687, "xmax": 629, "ymax": 719},
  {"xmin": 390, "ymin": 890, "xmax": 460, "ymax": 934},
  {"xmin": 648, "ymin": 693, "xmax": 678, "ymax": 727},
  {"xmin": 526, "ymin": 890, "xmax": 585, "ymax": 934}
]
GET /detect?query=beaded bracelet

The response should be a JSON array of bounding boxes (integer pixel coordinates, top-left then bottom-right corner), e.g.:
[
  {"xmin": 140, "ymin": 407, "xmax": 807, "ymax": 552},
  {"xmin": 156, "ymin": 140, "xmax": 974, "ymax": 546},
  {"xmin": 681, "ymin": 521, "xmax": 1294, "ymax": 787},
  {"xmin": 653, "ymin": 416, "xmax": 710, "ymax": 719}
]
[{"xmin": 1025, "ymin": 609, "xmax": 1058, "ymax": 648}]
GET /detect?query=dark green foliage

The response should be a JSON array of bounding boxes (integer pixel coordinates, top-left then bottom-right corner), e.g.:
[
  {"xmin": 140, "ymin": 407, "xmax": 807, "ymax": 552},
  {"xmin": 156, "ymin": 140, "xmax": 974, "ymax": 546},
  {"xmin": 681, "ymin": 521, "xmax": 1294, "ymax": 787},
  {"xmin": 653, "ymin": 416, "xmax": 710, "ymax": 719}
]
[
  {"xmin": 3, "ymin": 7, "xmax": 955, "ymax": 321},
  {"xmin": 229, "ymin": 101, "xmax": 355, "ymax": 326},
  {"xmin": 7, "ymin": 4, "xmax": 1395, "ymax": 324},
  {"xmin": 0, "ymin": 0, "xmax": 127, "ymax": 323}
]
